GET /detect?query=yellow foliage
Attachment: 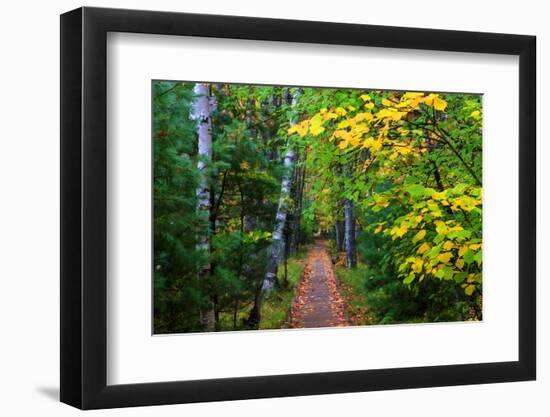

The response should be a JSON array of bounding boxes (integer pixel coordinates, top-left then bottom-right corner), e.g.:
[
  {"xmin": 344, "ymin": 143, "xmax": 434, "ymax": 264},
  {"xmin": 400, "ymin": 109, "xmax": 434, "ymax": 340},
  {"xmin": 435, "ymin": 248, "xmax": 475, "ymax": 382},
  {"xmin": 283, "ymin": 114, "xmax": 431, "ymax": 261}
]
[
  {"xmin": 433, "ymin": 96, "xmax": 448, "ymax": 111},
  {"xmin": 310, "ymin": 123, "xmax": 325, "ymax": 136},
  {"xmin": 391, "ymin": 223, "xmax": 409, "ymax": 239},
  {"xmin": 423, "ymin": 94, "xmax": 435, "ymax": 106},
  {"xmin": 437, "ymin": 252, "xmax": 453, "ymax": 264},
  {"xmin": 411, "ymin": 258, "xmax": 423, "ymax": 273},
  {"xmin": 377, "ymin": 108, "xmax": 406, "ymax": 121},
  {"xmin": 403, "ymin": 92, "xmax": 425, "ymax": 99},
  {"xmin": 288, "ymin": 120, "xmax": 309, "ymax": 137},
  {"xmin": 335, "ymin": 107, "xmax": 348, "ymax": 116},
  {"xmin": 413, "ymin": 229, "xmax": 426, "ymax": 243},
  {"xmin": 464, "ymin": 284, "xmax": 475, "ymax": 296},
  {"xmin": 372, "ymin": 139, "xmax": 384, "ymax": 152},
  {"xmin": 422, "ymin": 94, "xmax": 448, "ymax": 112},
  {"xmin": 417, "ymin": 243, "xmax": 430, "ymax": 254},
  {"xmin": 443, "ymin": 241, "xmax": 454, "ymax": 250}
]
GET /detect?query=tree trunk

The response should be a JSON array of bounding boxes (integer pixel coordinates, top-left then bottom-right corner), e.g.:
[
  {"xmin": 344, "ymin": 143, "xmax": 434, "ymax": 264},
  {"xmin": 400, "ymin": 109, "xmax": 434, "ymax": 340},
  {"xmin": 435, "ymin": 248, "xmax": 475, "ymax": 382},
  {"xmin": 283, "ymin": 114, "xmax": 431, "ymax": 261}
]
[
  {"xmin": 248, "ymin": 88, "xmax": 300, "ymax": 324},
  {"xmin": 335, "ymin": 219, "xmax": 344, "ymax": 253},
  {"xmin": 344, "ymin": 198, "xmax": 357, "ymax": 268},
  {"xmin": 192, "ymin": 83, "xmax": 216, "ymax": 331},
  {"xmin": 290, "ymin": 155, "xmax": 306, "ymax": 254},
  {"xmin": 263, "ymin": 88, "xmax": 300, "ymax": 291}
]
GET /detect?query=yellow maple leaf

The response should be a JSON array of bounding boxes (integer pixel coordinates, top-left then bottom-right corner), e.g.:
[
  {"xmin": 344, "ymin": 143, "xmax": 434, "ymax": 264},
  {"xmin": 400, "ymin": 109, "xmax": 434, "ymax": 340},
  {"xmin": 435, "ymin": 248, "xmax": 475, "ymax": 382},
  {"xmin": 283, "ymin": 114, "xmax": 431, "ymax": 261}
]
[
  {"xmin": 288, "ymin": 120, "xmax": 309, "ymax": 137},
  {"xmin": 371, "ymin": 139, "xmax": 383, "ymax": 152},
  {"xmin": 338, "ymin": 140, "xmax": 350, "ymax": 150},
  {"xmin": 310, "ymin": 123, "xmax": 325, "ymax": 136},
  {"xmin": 443, "ymin": 241, "xmax": 454, "ymax": 251},
  {"xmin": 423, "ymin": 94, "xmax": 436, "ymax": 106},
  {"xmin": 413, "ymin": 229, "xmax": 426, "ymax": 243},
  {"xmin": 335, "ymin": 107, "xmax": 347, "ymax": 116},
  {"xmin": 470, "ymin": 110, "xmax": 481, "ymax": 119},
  {"xmin": 464, "ymin": 284, "xmax": 475, "ymax": 296},
  {"xmin": 437, "ymin": 252, "xmax": 453, "ymax": 264},
  {"xmin": 349, "ymin": 136, "xmax": 361, "ymax": 147},
  {"xmin": 323, "ymin": 111, "xmax": 338, "ymax": 120},
  {"xmin": 411, "ymin": 258, "xmax": 423, "ymax": 273},
  {"xmin": 433, "ymin": 96, "xmax": 448, "ymax": 111},
  {"xmin": 403, "ymin": 92, "xmax": 425, "ymax": 99},
  {"xmin": 417, "ymin": 243, "xmax": 430, "ymax": 254}
]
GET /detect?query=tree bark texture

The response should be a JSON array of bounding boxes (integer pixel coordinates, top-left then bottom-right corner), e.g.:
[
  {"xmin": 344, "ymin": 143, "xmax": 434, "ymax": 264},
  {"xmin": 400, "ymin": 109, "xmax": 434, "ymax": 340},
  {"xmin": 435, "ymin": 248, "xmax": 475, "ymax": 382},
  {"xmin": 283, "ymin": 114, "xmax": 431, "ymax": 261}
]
[
  {"xmin": 262, "ymin": 88, "xmax": 301, "ymax": 292},
  {"xmin": 192, "ymin": 83, "xmax": 216, "ymax": 331}
]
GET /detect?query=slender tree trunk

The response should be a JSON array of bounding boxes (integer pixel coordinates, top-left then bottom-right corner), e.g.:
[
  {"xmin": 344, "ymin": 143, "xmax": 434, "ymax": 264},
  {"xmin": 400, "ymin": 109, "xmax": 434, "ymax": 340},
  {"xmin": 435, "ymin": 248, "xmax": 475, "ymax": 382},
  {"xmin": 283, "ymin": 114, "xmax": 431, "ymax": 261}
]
[
  {"xmin": 192, "ymin": 83, "xmax": 216, "ymax": 331},
  {"xmin": 263, "ymin": 146, "xmax": 295, "ymax": 287},
  {"xmin": 290, "ymin": 153, "xmax": 307, "ymax": 254},
  {"xmin": 335, "ymin": 219, "xmax": 342, "ymax": 253},
  {"xmin": 263, "ymin": 88, "xmax": 300, "ymax": 291},
  {"xmin": 248, "ymin": 88, "xmax": 300, "ymax": 324},
  {"xmin": 344, "ymin": 198, "xmax": 357, "ymax": 268}
]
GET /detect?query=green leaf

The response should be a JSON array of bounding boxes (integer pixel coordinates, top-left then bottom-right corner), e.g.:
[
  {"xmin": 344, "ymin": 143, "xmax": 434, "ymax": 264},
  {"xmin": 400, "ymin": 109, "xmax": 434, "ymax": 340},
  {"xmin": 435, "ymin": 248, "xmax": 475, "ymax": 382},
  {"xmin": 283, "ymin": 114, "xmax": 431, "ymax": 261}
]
[
  {"xmin": 405, "ymin": 184, "xmax": 426, "ymax": 200},
  {"xmin": 473, "ymin": 250, "xmax": 482, "ymax": 266},
  {"xmin": 463, "ymin": 250, "xmax": 475, "ymax": 265},
  {"xmin": 403, "ymin": 274, "xmax": 415, "ymax": 284},
  {"xmin": 435, "ymin": 266, "xmax": 454, "ymax": 280},
  {"xmin": 454, "ymin": 271, "xmax": 468, "ymax": 283}
]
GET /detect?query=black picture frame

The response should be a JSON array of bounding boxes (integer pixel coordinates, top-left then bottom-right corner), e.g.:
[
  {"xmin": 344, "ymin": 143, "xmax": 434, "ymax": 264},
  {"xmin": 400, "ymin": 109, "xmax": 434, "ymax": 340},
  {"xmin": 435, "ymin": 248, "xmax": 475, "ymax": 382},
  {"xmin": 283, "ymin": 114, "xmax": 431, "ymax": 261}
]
[{"xmin": 60, "ymin": 6, "xmax": 536, "ymax": 410}]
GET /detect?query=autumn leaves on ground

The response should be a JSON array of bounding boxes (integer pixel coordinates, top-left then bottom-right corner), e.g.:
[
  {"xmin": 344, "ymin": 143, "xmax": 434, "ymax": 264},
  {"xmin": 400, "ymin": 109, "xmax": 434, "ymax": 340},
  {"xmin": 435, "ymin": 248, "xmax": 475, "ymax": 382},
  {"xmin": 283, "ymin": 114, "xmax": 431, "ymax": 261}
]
[
  {"xmin": 153, "ymin": 81, "xmax": 483, "ymax": 334},
  {"xmin": 289, "ymin": 241, "xmax": 347, "ymax": 329}
]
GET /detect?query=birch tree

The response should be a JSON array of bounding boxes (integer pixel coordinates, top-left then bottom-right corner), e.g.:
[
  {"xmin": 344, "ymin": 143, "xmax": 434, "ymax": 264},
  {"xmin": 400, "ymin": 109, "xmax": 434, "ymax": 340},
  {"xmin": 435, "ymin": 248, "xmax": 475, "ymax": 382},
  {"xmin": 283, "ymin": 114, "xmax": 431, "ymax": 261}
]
[
  {"xmin": 248, "ymin": 88, "xmax": 301, "ymax": 324},
  {"xmin": 263, "ymin": 88, "xmax": 301, "ymax": 291},
  {"xmin": 192, "ymin": 82, "xmax": 216, "ymax": 331}
]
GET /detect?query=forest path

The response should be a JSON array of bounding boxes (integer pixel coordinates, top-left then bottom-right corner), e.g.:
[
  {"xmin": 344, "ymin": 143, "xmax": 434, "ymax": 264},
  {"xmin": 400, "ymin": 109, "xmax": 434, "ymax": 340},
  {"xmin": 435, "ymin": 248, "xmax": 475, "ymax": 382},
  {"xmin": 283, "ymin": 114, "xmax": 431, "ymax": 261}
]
[{"xmin": 289, "ymin": 240, "xmax": 348, "ymax": 328}]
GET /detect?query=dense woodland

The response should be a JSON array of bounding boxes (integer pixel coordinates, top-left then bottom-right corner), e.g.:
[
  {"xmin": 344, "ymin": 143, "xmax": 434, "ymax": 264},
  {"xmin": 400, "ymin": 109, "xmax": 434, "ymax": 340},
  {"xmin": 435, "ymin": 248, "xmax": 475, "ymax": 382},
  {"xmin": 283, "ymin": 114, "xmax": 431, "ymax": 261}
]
[{"xmin": 153, "ymin": 81, "xmax": 482, "ymax": 333}]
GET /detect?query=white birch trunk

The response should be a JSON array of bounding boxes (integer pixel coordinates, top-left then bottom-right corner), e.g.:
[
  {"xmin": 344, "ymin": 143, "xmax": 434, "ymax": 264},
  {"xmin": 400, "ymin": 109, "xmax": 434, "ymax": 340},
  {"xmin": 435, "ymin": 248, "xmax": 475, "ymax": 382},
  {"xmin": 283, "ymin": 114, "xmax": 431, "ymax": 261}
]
[
  {"xmin": 192, "ymin": 83, "xmax": 215, "ymax": 331},
  {"xmin": 262, "ymin": 88, "xmax": 301, "ymax": 292}
]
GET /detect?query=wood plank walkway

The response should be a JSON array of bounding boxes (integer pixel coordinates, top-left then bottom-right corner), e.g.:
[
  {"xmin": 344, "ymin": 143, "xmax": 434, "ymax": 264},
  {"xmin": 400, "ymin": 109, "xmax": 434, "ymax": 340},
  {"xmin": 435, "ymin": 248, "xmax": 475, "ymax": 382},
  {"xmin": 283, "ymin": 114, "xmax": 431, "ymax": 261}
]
[{"xmin": 289, "ymin": 240, "xmax": 348, "ymax": 328}]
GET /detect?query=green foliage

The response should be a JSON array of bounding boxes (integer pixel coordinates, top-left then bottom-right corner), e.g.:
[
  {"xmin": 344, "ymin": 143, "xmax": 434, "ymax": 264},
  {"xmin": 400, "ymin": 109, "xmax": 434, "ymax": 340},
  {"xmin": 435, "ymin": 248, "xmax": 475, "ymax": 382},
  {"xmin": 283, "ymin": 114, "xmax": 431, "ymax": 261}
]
[
  {"xmin": 260, "ymin": 254, "xmax": 306, "ymax": 329},
  {"xmin": 153, "ymin": 82, "xmax": 206, "ymax": 333}
]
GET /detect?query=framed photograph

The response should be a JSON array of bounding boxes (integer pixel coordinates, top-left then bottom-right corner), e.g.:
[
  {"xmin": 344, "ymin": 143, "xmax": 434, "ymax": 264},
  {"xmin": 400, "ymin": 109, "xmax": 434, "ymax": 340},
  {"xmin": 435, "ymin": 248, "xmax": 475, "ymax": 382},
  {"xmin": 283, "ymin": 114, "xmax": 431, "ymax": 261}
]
[{"xmin": 60, "ymin": 6, "xmax": 536, "ymax": 410}]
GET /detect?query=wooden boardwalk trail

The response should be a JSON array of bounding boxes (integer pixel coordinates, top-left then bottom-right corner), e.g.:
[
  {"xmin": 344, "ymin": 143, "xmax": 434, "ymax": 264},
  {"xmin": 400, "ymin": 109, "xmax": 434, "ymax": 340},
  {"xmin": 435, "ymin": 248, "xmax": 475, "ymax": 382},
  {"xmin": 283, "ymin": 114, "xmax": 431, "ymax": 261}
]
[{"xmin": 289, "ymin": 241, "xmax": 348, "ymax": 328}]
